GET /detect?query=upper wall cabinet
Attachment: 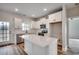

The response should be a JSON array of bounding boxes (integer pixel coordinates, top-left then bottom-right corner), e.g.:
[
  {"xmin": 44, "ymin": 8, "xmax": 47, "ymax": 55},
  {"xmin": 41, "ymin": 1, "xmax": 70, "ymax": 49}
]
[
  {"xmin": 14, "ymin": 17, "xmax": 22, "ymax": 29},
  {"xmin": 48, "ymin": 11, "xmax": 62, "ymax": 23},
  {"xmin": 31, "ymin": 21, "xmax": 37, "ymax": 29}
]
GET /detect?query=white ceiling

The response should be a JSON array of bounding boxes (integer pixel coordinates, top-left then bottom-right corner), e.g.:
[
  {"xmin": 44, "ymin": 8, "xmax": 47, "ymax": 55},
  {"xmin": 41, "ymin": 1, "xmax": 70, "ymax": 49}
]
[{"xmin": 0, "ymin": 3, "xmax": 75, "ymax": 18}]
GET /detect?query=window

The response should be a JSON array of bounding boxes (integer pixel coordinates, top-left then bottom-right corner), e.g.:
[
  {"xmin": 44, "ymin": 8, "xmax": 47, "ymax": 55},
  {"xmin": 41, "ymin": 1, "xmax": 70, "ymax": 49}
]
[
  {"xmin": 22, "ymin": 23, "xmax": 30, "ymax": 31},
  {"xmin": 0, "ymin": 22, "xmax": 9, "ymax": 42}
]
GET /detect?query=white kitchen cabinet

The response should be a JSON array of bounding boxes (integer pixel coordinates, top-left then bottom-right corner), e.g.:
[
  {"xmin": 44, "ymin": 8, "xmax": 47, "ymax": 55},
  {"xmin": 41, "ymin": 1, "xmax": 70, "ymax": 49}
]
[
  {"xmin": 31, "ymin": 21, "xmax": 41, "ymax": 29},
  {"xmin": 48, "ymin": 13, "xmax": 55, "ymax": 23},
  {"xmin": 36, "ymin": 18, "xmax": 49, "ymax": 29},
  {"xmin": 31, "ymin": 21, "xmax": 36, "ymax": 28},
  {"xmin": 49, "ymin": 11, "xmax": 62, "ymax": 23},
  {"xmin": 14, "ymin": 17, "xmax": 22, "ymax": 29},
  {"xmin": 55, "ymin": 11, "xmax": 62, "ymax": 21}
]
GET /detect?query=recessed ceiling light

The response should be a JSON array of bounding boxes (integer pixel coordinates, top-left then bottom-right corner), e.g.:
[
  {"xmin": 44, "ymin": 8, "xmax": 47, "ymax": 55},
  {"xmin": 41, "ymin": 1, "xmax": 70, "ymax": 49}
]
[
  {"xmin": 15, "ymin": 8, "xmax": 19, "ymax": 12},
  {"xmin": 32, "ymin": 14, "xmax": 35, "ymax": 17},
  {"xmin": 43, "ymin": 8, "xmax": 47, "ymax": 11}
]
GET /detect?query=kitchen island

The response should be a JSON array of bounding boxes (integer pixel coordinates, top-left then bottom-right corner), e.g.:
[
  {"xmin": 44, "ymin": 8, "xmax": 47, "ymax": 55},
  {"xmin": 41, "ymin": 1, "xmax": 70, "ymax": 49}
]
[{"xmin": 20, "ymin": 34, "xmax": 57, "ymax": 55}]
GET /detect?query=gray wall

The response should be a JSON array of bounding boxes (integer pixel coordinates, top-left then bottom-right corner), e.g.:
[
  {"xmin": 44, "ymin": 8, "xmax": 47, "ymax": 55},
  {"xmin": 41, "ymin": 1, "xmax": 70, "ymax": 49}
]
[{"xmin": 69, "ymin": 17, "xmax": 79, "ymax": 39}]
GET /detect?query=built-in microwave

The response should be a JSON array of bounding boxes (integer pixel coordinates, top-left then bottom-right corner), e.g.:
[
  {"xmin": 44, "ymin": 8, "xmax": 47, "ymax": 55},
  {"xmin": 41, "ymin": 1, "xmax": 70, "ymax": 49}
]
[{"xmin": 40, "ymin": 24, "xmax": 46, "ymax": 29}]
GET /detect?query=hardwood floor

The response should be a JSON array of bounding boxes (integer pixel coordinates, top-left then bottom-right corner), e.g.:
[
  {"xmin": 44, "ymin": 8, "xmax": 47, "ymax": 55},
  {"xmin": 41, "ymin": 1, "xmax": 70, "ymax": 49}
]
[
  {"xmin": 17, "ymin": 43, "xmax": 28, "ymax": 55},
  {"xmin": 0, "ymin": 45, "xmax": 27, "ymax": 55},
  {"xmin": 17, "ymin": 43, "xmax": 24, "ymax": 51}
]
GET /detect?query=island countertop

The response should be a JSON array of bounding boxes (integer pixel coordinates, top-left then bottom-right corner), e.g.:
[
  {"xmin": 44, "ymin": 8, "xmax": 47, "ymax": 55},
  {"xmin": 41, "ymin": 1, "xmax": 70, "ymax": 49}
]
[{"xmin": 20, "ymin": 34, "xmax": 57, "ymax": 47}]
